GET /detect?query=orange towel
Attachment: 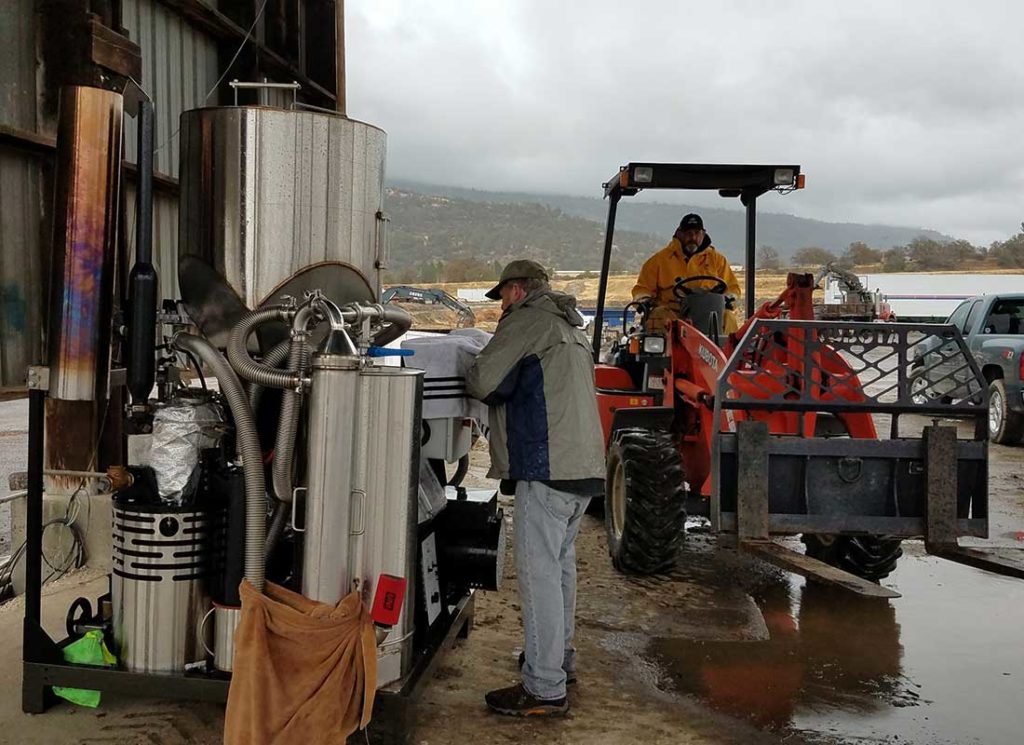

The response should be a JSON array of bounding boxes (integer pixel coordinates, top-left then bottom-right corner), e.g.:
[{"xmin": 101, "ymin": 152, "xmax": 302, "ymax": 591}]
[{"xmin": 224, "ymin": 580, "xmax": 378, "ymax": 745}]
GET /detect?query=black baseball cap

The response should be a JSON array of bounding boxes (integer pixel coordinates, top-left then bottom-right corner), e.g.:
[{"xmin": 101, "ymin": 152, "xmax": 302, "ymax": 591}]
[{"xmin": 678, "ymin": 213, "xmax": 704, "ymax": 231}]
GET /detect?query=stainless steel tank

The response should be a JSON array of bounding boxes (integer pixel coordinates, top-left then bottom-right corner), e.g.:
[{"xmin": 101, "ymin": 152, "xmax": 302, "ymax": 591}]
[
  {"xmin": 351, "ymin": 366, "xmax": 423, "ymax": 685},
  {"xmin": 302, "ymin": 357, "xmax": 422, "ymax": 686},
  {"xmin": 302, "ymin": 353, "xmax": 361, "ymax": 603},
  {"xmin": 112, "ymin": 503, "xmax": 211, "ymax": 672},
  {"xmin": 178, "ymin": 106, "xmax": 388, "ymax": 306}
]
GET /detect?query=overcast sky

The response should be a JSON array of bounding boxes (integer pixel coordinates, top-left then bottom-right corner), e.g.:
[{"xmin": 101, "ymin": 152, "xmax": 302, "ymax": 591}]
[{"xmin": 346, "ymin": 0, "xmax": 1024, "ymax": 245}]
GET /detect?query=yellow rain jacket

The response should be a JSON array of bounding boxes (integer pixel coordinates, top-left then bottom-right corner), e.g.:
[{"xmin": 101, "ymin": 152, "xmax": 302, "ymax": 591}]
[{"xmin": 632, "ymin": 237, "xmax": 741, "ymax": 333}]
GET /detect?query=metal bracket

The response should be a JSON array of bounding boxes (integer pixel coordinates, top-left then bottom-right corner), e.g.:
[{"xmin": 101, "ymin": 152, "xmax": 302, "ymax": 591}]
[
  {"xmin": 25, "ymin": 366, "xmax": 49, "ymax": 392},
  {"xmin": 291, "ymin": 487, "xmax": 307, "ymax": 533},
  {"xmin": 375, "ymin": 210, "xmax": 391, "ymax": 269}
]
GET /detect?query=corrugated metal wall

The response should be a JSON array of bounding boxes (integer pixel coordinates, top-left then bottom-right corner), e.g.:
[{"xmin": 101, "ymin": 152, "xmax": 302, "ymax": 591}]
[
  {"xmin": 116, "ymin": 0, "xmax": 221, "ymax": 306},
  {"xmin": 0, "ymin": 0, "xmax": 43, "ymax": 387},
  {"xmin": 123, "ymin": 184, "xmax": 181, "ymax": 303},
  {"xmin": 121, "ymin": 0, "xmax": 221, "ymax": 177},
  {"xmin": 0, "ymin": 0, "xmax": 324, "ymax": 389},
  {"xmin": 0, "ymin": 149, "xmax": 45, "ymax": 387},
  {"xmin": 0, "ymin": 0, "xmax": 38, "ymax": 132}
]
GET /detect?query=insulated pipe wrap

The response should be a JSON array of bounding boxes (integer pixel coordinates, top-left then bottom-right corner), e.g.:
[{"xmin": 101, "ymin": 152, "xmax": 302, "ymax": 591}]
[{"xmin": 172, "ymin": 333, "xmax": 266, "ymax": 591}]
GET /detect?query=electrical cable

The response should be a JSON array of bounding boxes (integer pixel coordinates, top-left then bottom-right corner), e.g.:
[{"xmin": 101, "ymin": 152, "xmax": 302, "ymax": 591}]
[
  {"xmin": 183, "ymin": 350, "xmax": 209, "ymax": 391},
  {"xmin": 152, "ymin": 0, "xmax": 271, "ymax": 157},
  {"xmin": 0, "ymin": 482, "xmax": 89, "ymax": 602}
]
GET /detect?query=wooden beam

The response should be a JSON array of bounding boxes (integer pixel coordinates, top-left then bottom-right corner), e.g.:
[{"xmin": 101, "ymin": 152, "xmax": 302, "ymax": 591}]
[
  {"xmin": 0, "ymin": 127, "xmax": 179, "ymax": 196},
  {"xmin": 88, "ymin": 16, "xmax": 143, "ymax": 80},
  {"xmin": 0, "ymin": 125, "xmax": 57, "ymax": 155}
]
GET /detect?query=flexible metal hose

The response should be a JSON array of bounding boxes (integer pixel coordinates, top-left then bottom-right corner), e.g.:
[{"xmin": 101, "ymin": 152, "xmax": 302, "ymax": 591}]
[
  {"xmin": 264, "ymin": 502, "xmax": 289, "ymax": 561},
  {"xmin": 172, "ymin": 333, "xmax": 266, "ymax": 591},
  {"xmin": 272, "ymin": 333, "xmax": 312, "ymax": 503},
  {"xmin": 227, "ymin": 307, "xmax": 303, "ymax": 390},
  {"xmin": 248, "ymin": 339, "xmax": 292, "ymax": 412}
]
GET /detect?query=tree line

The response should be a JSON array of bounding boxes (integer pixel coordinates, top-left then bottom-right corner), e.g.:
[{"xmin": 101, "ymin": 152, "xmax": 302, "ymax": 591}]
[{"xmin": 758, "ymin": 234, "xmax": 1024, "ymax": 273}]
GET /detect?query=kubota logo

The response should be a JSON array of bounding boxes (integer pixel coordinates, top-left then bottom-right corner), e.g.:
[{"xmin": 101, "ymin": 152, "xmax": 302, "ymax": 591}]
[{"xmin": 698, "ymin": 345, "xmax": 719, "ymax": 370}]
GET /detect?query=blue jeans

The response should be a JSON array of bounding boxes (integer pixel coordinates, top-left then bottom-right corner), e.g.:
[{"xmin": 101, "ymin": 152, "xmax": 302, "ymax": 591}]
[{"xmin": 515, "ymin": 481, "xmax": 591, "ymax": 700}]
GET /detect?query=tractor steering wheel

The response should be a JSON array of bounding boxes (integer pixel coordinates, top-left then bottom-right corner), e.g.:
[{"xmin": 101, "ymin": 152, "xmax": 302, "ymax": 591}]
[{"xmin": 672, "ymin": 275, "xmax": 729, "ymax": 299}]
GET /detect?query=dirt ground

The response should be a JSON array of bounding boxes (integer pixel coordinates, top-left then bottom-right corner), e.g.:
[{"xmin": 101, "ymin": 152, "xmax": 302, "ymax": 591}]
[
  {"xmin": 391, "ymin": 272, "xmax": 792, "ymax": 332},
  {"xmin": 2, "ymin": 425, "xmax": 1023, "ymax": 744}
]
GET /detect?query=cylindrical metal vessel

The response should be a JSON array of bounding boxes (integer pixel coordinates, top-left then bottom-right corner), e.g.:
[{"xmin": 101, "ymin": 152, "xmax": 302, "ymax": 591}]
[
  {"xmin": 111, "ymin": 502, "xmax": 211, "ymax": 672},
  {"xmin": 212, "ymin": 604, "xmax": 241, "ymax": 672},
  {"xmin": 178, "ymin": 106, "xmax": 387, "ymax": 307},
  {"xmin": 351, "ymin": 366, "xmax": 423, "ymax": 685},
  {"xmin": 301, "ymin": 359, "xmax": 422, "ymax": 686},
  {"xmin": 46, "ymin": 86, "xmax": 123, "ymax": 481},
  {"xmin": 302, "ymin": 353, "xmax": 361, "ymax": 602}
]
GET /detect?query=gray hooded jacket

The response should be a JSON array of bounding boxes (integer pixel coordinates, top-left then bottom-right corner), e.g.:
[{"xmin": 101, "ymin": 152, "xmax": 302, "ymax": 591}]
[{"xmin": 466, "ymin": 290, "xmax": 605, "ymax": 485}]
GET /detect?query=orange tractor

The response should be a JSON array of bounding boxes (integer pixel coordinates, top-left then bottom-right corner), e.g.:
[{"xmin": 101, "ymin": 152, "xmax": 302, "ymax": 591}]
[{"xmin": 590, "ymin": 164, "xmax": 1018, "ymax": 592}]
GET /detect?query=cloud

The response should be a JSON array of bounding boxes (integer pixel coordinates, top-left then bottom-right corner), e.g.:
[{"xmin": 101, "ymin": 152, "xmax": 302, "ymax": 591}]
[{"xmin": 346, "ymin": 0, "xmax": 1024, "ymax": 244}]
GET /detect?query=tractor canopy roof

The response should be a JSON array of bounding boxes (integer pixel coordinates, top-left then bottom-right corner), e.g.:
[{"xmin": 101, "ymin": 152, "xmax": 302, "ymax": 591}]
[{"xmin": 604, "ymin": 163, "xmax": 803, "ymax": 200}]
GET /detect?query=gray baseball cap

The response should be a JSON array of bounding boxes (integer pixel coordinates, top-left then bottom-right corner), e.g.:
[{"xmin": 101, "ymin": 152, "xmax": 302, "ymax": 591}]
[{"xmin": 485, "ymin": 259, "xmax": 549, "ymax": 300}]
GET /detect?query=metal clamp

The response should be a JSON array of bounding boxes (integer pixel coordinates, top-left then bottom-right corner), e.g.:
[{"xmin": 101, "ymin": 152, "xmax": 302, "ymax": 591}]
[{"xmin": 26, "ymin": 366, "xmax": 49, "ymax": 392}]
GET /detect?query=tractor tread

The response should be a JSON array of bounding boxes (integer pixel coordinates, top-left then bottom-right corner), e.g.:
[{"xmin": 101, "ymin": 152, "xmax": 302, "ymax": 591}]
[
  {"xmin": 605, "ymin": 429, "xmax": 688, "ymax": 575},
  {"xmin": 801, "ymin": 534, "xmax": 903, "ymax": 581}
]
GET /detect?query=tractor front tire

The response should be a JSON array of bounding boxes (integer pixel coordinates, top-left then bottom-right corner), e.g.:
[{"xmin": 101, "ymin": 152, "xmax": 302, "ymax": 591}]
[
  {"xmin": 801, "ymin": 534, "xmax": 903, "ymax": 582},
  {"xmin": 605, "ymin": 429, "xmax": 687, "ymax": 574}
]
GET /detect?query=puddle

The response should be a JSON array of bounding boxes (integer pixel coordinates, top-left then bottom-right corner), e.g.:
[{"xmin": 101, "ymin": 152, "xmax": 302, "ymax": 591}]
[{"xmin": 647, "ymin": 547, "xmax": 1024, "ymax": 744}]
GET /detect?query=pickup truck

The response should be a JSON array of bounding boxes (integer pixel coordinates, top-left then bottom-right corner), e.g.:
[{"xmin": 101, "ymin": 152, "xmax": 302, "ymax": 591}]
[{"xmin": 910, "ymin": 293, "xmax": 1024, "ymax": 444}]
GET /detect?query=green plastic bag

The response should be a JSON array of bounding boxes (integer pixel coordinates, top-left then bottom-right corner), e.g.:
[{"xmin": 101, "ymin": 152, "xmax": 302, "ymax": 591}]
[{"xmin": 53, "ymin": 629, "xmax": 117, "ymax": 708}]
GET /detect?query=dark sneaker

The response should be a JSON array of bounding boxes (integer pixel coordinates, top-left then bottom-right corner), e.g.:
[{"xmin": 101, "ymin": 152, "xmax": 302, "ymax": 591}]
[
  {"xmin": 518, "ymin": 651, "xmax": 577, "ymax": 685},
  {"xmin": 485, "ymin": 683, "xmax": 568, "ymax": 717}
]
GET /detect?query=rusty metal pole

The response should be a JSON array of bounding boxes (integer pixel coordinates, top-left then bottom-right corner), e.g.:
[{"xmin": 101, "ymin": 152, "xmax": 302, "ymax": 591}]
[
  {"xmin": 336, "ymin": 0, "xmax": 346, "ymax": 115},
  {"xmin": 45, "ymin": 86, "xmax": 123, "ymax": 487}
]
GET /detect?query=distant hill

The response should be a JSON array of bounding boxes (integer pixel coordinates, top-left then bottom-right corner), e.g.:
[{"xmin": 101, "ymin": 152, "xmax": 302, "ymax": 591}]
[
  {"xmin": 384, "ymin": 188, "xmax": 659, "ymax": 277},
  {"xmin": 387, "ymin": 180, "xmax": 952, "ymax": 271}
]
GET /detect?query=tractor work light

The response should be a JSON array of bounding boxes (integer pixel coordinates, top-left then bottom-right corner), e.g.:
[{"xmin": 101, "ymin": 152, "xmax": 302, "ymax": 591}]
[
  {"xmin": 773, "ymin": 168, "xmax": 796, "ymax": 186},
  {"xmin": 642, "ymin": 336, "xmax": 666, "ymax": 354},
  {"xmin": 633, "ymin": 166, "xmax": 654, "ymax": 183}
]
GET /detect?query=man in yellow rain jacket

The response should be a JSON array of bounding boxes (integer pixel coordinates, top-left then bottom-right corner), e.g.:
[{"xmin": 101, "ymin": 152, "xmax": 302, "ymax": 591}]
[{"xmin": 631, "ymin": 213, "xmax": 741, "ymax": 334}]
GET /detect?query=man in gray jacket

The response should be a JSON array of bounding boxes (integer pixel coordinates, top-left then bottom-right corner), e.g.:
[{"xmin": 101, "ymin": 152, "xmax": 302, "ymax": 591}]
[{"xmin": 466, "ymin": 259, "xmax": 605, "ymax": 717}]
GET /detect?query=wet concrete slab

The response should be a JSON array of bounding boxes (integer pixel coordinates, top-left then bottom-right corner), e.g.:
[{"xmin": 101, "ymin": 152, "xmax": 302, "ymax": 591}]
[
  {"xmin": 577, "ymin": 530, "xmax": 770, "ymax": 642},
  {"xmin": 644, "ymin": 541, "xmax": 1024, "ymax": 745}
]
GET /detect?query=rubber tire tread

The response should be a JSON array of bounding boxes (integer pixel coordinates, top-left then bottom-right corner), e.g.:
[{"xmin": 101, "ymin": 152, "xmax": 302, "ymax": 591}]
[
  {"xmin": 989, "ymin": 379, "xmax": 1024, "ymax": 445},
  {"xmin": 801, "ymin": 534, "xmax": 904, "ymax": 581},
  {"xmin": 605, "ymin": 429, "xmax": 687, "ymax": 574}
]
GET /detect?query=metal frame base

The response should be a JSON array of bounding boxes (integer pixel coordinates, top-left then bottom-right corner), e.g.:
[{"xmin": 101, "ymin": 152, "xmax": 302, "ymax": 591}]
[{"xmin": 22, "ymin": 589, "xmax": 475, "ymax": 745}]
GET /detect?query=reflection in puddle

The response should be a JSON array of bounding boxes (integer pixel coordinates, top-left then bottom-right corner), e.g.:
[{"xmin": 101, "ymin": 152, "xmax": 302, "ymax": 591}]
[
  {"xmin": 651, "ymin": 582, "xmax": 910, "ymax": 730},
  {"xmin": 648, "ymin": 552, "xmax": 1024, "ymax": 744}
]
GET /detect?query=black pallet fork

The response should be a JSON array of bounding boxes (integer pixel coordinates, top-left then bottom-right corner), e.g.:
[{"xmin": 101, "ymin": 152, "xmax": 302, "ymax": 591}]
[{"xmin": 712, "ymin": 319, "xmax": 1024, "ymax": 597}]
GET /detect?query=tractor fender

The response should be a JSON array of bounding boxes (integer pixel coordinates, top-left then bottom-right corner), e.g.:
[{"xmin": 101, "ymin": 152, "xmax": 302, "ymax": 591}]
[{"xmin": 609, "ymin": 406, "xmax": 674, "ymax": 442}]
